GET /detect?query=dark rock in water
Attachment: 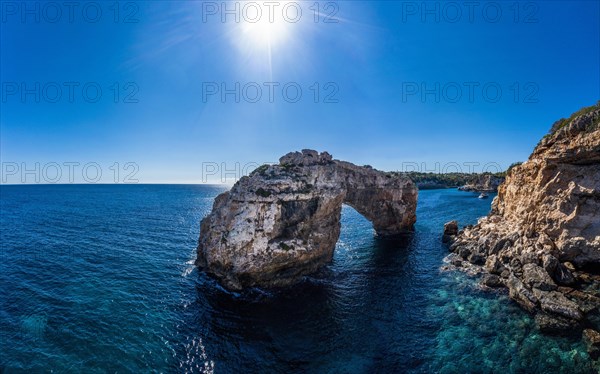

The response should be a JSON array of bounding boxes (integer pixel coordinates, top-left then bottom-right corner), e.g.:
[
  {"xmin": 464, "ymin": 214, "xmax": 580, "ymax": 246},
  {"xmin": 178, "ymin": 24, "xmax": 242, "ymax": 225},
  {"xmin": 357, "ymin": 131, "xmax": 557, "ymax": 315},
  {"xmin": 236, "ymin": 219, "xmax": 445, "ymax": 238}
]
[
  {"xmin": 450, "ymin": 258, "xmax": 463, "ymax": 267},
  {"xmin": 468, "ymin": 252, "xmax": 486, "ymax": 265},
  {"xmin": 583, "ymin": 329, "xmax": 600, "ymax": 360},
  {"xmin": 485, "ymin": 255, "xmax": 505, "ymax": 275},
  {"xmin": 553, "ymin": 263, "xmax": 577, "ymax": 286},
  {"xmin": 506, "ymin": 276, "xmax": 538, "ymax": 313},
  {"xmin": 535, "ymin": 313, "xmax": 580, "ymax": 334},
  {"xmin": 196, "ymin": 150, "xmax": 418, "ymax": 290},
  {"xmin": 542, "ymin": 254, "xmax": 559, "ymax": 274},
  {"xmin": 522, "ymin": 263, "xmax": 557, "ymax": 291},
  {"xmin": 442, "ymin": 220, "xmax": 458, "ymax": 243},
  {"xmin": 534, "ymin": 289, "xmax": 583, "ymax": 321},
  {"xmin": 458, "ymin": 246, "xmax": 471, "ymax": 260},
  {"xmin": 481, "ymin": 274, "xmax": 503, "ymax": 288},
  {"xmin": 564, "ymin": 289, "xmax": 600, "ymax": 314}
]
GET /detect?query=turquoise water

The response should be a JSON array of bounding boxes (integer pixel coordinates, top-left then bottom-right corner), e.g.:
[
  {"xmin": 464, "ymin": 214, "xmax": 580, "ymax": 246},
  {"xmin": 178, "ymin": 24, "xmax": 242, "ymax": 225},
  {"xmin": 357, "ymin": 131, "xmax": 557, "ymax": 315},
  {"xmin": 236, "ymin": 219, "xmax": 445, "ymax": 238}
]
[{"xmin": 0, "ymin": 185, "xmax": 595, "ymax": 372}]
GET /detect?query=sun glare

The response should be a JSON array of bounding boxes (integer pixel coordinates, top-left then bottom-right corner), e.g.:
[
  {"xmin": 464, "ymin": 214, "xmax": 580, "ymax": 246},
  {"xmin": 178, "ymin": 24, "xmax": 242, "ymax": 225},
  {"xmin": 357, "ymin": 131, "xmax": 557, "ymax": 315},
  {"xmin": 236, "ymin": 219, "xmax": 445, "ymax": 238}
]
[{"xmin": 239, "ymin": 1, "xmax": 297, "ymax": 49}]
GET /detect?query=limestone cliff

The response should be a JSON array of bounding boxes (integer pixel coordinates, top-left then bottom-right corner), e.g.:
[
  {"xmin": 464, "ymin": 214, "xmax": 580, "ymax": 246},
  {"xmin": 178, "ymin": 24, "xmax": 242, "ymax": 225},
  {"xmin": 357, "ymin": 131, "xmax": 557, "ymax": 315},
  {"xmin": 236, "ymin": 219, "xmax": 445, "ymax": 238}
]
[
  {"xmin": 196, "ymin": 150, "xmax": 417, "ymax": 290},
  {"xmin": 446, "ymin": 103, "xmax": 600, "ymax": 338}
]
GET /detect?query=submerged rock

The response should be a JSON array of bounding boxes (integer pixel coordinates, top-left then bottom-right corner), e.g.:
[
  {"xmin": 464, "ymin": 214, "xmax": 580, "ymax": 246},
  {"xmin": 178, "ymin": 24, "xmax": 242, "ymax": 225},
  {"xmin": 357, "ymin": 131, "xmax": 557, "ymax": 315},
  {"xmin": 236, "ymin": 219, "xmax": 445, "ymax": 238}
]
[
  {"xmin": 583, "ymin": 329, "xmax": 600, "ymax": 360},
  {"xmin": 446, "ymin": 103, "xmax": 600, "ymax": 344},
  {"xmin": 522, "ymin": 263, "xmax": 557, "ymax": 291},
  {"xmin": 196, "ymin": 150, "xmax": 417, "ymax": 290},
  {"xmin": 481, "ymin": 274, "xmax": 503, "ymax": 288}
]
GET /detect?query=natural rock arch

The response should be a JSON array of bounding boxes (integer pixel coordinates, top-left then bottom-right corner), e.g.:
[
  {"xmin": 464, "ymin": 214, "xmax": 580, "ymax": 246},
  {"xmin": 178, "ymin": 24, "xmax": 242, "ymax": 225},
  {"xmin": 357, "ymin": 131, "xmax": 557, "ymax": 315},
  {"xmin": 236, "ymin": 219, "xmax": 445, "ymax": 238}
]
[{"xmin": 196, "ymin": 150, "xmax": 418, "ymax": 290}]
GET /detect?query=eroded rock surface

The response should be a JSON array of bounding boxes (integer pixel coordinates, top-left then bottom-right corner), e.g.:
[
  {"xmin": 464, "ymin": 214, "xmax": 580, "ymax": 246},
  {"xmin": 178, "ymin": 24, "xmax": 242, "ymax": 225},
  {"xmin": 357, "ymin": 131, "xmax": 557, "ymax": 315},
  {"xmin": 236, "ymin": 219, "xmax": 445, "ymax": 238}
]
[
  {"xmin": 197, "ymin": 150, "xmax": 417, "ymax": 290},
  {"xmin": 446, "ymin": 104, "xmax": 600, "ymax": 343}
]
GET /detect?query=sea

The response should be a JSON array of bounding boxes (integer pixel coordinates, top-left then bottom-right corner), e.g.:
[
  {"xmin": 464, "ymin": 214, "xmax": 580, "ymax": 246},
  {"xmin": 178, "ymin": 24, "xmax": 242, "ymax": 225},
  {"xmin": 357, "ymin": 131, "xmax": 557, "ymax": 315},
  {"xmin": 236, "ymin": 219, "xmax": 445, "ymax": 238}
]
[{"xmin": 0, "ymin": 185, "xmax": 595, "ymax": 373}]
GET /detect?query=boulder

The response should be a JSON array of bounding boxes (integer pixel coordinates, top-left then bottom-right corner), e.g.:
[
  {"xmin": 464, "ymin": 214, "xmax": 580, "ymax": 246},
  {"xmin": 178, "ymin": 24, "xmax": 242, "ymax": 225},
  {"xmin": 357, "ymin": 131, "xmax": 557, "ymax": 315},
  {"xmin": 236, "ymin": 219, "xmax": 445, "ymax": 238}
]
[
  {"xmin": 553, "ymin": 263, "xmax": 577, "ymax": 286},
  {"xmin": 468, "ymin": 252, "xmax": 486, "ymax": 265},
  {"xmin": 522, "ymin": 263, "xmax": 557, "ymax": 291},
  {"xmin": 583, "ymin": 329, "xmax": 600, "ymax": 360},
  {"xmin": 542, "ymin": 254, "xmax": 559, "ymax": 274},
  {"xmin": 485, "ymin": 254, "xmax": 505, "ymax": 275},
  {"xmin": 442, "ymin": 220, "xmax": 458, "ymax": 243},
  {"xmin": 534, "ymin": 289, "xmax": 583, "ymax": 321},
  {"xmin": 535, "ymin": 313, "xmax": 580, "ymax": 334},
  {"xmin": 481, "ymin": 274, "xmax": 503, "ymax": 288},
  {"xmin": 507, "ymin": 276, "xmax": 538, "ymax": 313}
]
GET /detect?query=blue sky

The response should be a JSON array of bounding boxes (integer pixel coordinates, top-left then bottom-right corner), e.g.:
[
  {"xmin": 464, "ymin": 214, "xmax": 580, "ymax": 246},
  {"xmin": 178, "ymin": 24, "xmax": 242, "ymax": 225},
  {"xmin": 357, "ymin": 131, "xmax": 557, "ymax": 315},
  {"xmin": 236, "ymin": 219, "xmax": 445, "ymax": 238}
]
[{"xmin": 1, "ymin": 1, "xmax": 599, "ymax": 183}]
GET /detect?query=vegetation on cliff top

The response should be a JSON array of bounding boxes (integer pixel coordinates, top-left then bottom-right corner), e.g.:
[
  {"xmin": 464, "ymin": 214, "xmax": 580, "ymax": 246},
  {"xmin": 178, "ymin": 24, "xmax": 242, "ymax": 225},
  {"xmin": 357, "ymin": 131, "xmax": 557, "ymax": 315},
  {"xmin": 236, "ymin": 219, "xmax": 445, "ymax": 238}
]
[
  {"xmin": 248, "ymin": 160, "xmax": 521, "ymax": 191},
  {"xmin": 397, "ymin": 171, "xmax": 508, "ymax": 190},
  {"xmin": 549, "ymin": 101, "xmax": 600, "ymax": 135}
]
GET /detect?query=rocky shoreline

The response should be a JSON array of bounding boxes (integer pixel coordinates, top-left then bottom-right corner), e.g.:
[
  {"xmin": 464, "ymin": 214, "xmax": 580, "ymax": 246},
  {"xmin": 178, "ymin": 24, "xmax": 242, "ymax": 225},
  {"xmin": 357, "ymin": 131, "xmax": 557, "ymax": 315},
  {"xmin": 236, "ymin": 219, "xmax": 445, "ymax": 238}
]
[
  {"xmin": 401, "ymin": 171, "xmax": 505, "ymax": 191},
  {"xmin": 444, "ymin": 104, "xmax": 600, "ymax": 362}
]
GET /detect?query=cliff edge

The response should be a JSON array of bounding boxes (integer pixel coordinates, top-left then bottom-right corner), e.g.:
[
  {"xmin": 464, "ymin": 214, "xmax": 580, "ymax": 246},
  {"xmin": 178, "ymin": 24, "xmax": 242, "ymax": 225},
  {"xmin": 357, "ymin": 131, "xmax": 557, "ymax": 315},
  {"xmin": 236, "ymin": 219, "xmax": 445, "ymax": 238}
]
[{"xmin": 446, "ymin": 103, "xmax": 600, "ymax": 356}]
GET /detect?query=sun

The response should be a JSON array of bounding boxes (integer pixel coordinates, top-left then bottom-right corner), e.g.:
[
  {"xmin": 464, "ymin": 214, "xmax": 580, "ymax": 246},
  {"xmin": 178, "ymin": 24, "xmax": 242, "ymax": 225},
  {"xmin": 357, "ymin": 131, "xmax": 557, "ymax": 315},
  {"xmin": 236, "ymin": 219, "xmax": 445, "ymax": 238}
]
[
  {"xmin": 241, "ymin": 15, "xmax": 289, "ymax": 48},
  {"xmin": 225, "ymin": 1, "xmax": 305, "ymax": 73},
  {"xmin": 239, "ymin": 1, "xmax": 297, "ymax": 49}
]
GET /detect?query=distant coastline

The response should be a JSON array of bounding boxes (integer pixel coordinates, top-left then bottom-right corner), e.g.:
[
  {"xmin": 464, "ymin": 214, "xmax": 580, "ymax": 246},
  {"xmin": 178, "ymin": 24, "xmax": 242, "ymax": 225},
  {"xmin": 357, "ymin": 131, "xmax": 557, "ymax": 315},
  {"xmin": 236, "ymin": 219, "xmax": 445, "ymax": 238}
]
[{"xmin": 397, "ymin": 171, "xmax": 510, "ymax": 191}]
